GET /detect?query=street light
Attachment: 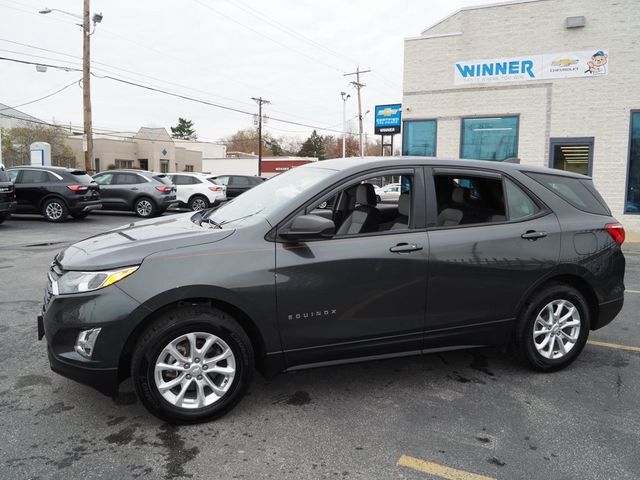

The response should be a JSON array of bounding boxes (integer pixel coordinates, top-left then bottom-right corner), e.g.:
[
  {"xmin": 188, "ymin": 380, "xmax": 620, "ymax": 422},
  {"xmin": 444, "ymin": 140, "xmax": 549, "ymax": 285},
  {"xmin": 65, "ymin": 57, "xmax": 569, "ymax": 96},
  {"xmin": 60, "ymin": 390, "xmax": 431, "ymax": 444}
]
[
  {"xmin": 39, "ymin": 3, "xmax": 103, "ymax": 173},
  {"xmin": 340, "ymin": 91, "xmax": 350, "ymax": 158}
]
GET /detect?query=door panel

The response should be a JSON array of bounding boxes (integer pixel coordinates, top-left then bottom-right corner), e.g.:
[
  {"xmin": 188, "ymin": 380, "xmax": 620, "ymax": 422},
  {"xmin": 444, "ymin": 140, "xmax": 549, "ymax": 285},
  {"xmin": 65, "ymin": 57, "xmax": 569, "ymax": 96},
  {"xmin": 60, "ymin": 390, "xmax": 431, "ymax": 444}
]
[{"xmin": 276, "ymin": 231, "xmax": 429, "ymax": 367}]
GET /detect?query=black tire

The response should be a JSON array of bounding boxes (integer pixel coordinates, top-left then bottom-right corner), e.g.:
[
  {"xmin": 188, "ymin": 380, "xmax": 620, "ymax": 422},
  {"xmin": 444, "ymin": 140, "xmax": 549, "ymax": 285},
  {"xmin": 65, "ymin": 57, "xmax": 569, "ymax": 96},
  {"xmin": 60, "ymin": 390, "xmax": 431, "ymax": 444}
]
[
  {"xmin": 131, "ymin": 306, "xmax": 254, "ymax": 424},
  {"xmin": 134, "ymin": 197, "xmax": 156, "ymax": 218},
  {"xmin": 71, "ymin": 211, "xmax": 89, "ymax": 220},
  {"xmin": 0, "ymin": 213, "xmax": 7, "ymax": 224},
  {"xmin": 188, "ymin": 195, "xmax": 210, "ymax": 211},
  {"xmin": 512, "ymin": 283, "xmax": 590, "ymax": 372},
  {"xmin": 376, "ymin": 195, "xmax": 381, "ymax": 203},
  {"xmin": 42, "ymin": 198, "xmax": 68, "ymax": 223}
]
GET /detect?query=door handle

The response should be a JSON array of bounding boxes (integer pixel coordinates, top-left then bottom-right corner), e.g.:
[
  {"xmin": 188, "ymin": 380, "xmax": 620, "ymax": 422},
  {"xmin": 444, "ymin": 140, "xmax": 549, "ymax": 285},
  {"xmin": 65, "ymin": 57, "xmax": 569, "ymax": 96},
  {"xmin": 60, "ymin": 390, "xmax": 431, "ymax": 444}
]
[
  {"xmin": 521, "ymin": 230, "xmax": 547, "ymax": 240},
  {"xmin": 390, "ymin": 243, "xmax": 423, "ymax": 253},
  {"xmin": 130, "ymin": 187, "xmax": 139, "ymax": 191}
]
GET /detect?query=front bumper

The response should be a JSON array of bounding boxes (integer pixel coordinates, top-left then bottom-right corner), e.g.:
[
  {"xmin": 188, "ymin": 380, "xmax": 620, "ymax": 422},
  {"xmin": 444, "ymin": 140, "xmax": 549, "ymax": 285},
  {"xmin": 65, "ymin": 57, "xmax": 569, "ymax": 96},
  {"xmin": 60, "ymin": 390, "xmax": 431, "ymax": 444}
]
[
  {"xmin": 0, "ymin": 200, "xmax": 17, "ymax": 214},
  {"xmin": 40, "ymin": 281, "xmax": 144, "ymax": 396}
]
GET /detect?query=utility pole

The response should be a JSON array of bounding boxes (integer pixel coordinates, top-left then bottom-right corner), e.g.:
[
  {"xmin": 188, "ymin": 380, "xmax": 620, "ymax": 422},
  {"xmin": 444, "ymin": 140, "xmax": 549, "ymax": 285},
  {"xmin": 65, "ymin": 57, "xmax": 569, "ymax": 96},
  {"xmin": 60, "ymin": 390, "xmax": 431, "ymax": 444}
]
[
  {"xmin": 251, "ymin": 97, "xmax": 270, "ymax": 175},
  {"xmin": 340, "ymin": 92, "xmax": 350, "ymax": 158},
  {"xmin": 344, "ymin": 67, "xmax": 371, "ymax": 157},
  {"xmin": 82, "ymin": 0, "xmax": 93, "ymax": 173}
]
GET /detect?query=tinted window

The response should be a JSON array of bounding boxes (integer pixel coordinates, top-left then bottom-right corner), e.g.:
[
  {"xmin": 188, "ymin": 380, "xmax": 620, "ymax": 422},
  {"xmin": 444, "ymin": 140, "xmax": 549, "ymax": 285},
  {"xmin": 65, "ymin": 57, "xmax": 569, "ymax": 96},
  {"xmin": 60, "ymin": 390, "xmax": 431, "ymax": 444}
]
[
  {"xmin": 403, "ymin": 120, "xmax": 437, "ymax": 156},
  {"xmin": 232, "ymin": 176, "xmax": 250, "ymax": 186},
  {"xmin": 93, "ymin": 173, "xmax": 114, "ymax": 185},
  {"xmin": 461, "ymin": 116, "xmax": 518, "ymax": 161},
  {"xmin": 115, "ymin": 173, "xmax": 144, "ymax": 185},
  {"xmin": 20, "ymin": 170, "xmax": 51, "ymax": 184},
  {"xmin": 172, "ymin": 175, "xmax": 188, "ymax": 185},
  {"xmin": 153, "ymin": 174, "xmax": 172, "ymax": 185},
  {"xmin": 70, "ymin": 170, "xmax": 95, "ymax": 184},
  {"xmin": 505, "ymin": 178, "xmax": 538, "ymax": 220},
  {"xmin": 526, "ymin": 172, "xmax": 610, "ymax": 215}
]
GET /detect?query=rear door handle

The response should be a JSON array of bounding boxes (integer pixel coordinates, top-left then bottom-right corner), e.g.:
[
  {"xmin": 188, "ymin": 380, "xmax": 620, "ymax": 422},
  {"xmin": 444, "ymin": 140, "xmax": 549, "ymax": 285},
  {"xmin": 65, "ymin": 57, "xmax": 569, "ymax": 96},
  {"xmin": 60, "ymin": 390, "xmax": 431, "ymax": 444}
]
[
  {"xmin": 390, "ymin": 243, "xmax": 423, "ymax": 253},
  {"xmin": 131, "ymin": 187, "xmax": 138, "ymax": 191},
  {"xmin": 521, "ymin": 230, "xmax": 547, "ymax": 240}
]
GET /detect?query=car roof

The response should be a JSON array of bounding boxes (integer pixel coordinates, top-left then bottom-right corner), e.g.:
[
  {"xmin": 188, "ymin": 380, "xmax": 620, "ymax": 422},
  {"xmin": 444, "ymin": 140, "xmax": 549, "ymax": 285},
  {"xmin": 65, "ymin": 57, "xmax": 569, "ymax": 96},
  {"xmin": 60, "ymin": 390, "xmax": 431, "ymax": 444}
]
[
  {"xmin": 7, "ymin": 165, "xmax": 84, "ymax": 172},
  {"xmin": 301, "ymin": 156, "xmax": 590, "ymax": 180},
  {"xmin": 95, "ymin": 169, "xmax": 162, "ymax": 176}
]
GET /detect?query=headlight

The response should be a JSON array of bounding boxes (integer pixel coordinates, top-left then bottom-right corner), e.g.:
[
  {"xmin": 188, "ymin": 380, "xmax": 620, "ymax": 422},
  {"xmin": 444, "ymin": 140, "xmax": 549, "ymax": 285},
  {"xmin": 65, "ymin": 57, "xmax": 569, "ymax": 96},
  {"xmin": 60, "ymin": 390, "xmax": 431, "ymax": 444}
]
[{"xmin": 54, "ymin": 266, "xmax": 139, "ymax": 295}]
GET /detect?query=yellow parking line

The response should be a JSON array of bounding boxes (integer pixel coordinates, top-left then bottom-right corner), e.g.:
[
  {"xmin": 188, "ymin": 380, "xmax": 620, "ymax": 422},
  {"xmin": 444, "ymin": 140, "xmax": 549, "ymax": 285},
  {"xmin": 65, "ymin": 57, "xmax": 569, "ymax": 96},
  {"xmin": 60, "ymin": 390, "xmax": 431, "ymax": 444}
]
[
  {"xmin": 626, "ymin": 289, "xmax": 640, "ymax": 294},
  {"xmin": 397, "ymin": 455, "xmax": 496, "ymax": 480},
  {"xmin": 587, "ymin": 340, "xmax": 640, "ymax": 352}
]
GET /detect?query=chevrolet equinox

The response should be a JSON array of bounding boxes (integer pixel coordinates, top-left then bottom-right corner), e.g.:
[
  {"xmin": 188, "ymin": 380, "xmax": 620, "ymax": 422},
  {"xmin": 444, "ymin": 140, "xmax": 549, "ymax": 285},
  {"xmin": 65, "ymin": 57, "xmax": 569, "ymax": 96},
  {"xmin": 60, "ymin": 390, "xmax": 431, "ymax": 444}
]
[{"xmin": 39, "ymin": 157, "xmax": 626, "ymax": 423}]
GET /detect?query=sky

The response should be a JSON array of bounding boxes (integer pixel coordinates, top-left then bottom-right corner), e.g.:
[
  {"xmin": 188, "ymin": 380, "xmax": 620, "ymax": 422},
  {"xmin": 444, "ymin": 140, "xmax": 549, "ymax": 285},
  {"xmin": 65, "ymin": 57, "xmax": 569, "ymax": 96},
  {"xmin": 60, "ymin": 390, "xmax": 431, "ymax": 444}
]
[{"xmin": 0, "ymin": 0, "xmax": 491, "ymax": 144}]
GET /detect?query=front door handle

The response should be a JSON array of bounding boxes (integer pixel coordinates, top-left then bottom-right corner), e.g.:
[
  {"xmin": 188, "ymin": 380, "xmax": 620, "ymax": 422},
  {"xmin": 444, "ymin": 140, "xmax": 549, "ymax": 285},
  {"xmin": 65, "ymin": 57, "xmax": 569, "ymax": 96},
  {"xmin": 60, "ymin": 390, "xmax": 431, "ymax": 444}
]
[
  {"xmin": 390, "ymin": 243, "xmax": 423, "ymax": 253},
  {"xmin": 130, "ymin": 187, "xmax": 139, "ymax": 191},
  {"xmin": 521, "ymin": 230, "xmax": 547, "ymax": 240}
]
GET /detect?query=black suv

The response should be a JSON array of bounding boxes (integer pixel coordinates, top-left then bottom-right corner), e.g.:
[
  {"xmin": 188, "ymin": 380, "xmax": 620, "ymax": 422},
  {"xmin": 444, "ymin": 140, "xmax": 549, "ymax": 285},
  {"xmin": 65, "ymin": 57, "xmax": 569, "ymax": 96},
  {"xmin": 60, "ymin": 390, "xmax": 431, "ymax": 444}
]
[
  {"xmin": 0, "ymin": 164, "xmax": 17, "ymax": 224},
  {"xmin": 209, "ymin": 174, "xmax": 266, "ymax": 198},
  {"xmin": 92, "ymin": 170, "xmax": 177, "ymax": 217},
  {"xmin": 39, "ymin": 157, "xmax": 625, "ymax": 423},
  {"xmin": 7, "ymin": 166, "xmax": 101, "ymax": 222}
]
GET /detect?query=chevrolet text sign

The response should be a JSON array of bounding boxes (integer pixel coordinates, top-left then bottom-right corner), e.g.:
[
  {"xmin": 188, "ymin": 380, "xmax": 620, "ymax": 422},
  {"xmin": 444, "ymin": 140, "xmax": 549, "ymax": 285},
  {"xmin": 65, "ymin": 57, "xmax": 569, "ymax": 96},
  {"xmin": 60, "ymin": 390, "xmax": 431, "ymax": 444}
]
[
  {"xmin": 454, "ymin": 49, "xmax": 609, "ymax": 85},
  {"xmin": 374, "ymin": 104, "xmax": 402, "ymax": 134}
]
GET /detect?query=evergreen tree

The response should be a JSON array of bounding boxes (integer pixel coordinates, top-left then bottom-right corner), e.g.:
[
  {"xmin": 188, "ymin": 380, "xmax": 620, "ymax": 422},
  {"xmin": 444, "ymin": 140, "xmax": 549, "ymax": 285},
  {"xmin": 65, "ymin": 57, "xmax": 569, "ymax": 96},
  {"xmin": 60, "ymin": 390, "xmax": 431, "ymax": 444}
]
[
  {"xmin": 298, "ymin": 130, "xmax": 326, "ymax": 159},
  {"xmin": 170, "ymin": 117, "xmax": 197, "ymax": 140}
]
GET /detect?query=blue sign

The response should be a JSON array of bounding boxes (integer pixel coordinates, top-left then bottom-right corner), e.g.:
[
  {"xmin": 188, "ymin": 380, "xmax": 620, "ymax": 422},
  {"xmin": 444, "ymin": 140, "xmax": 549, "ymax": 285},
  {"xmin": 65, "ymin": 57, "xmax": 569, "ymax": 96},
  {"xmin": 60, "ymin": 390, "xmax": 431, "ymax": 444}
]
[{"xmin": 374, "ymin": 104, "xmax": 402, "ymax": 134}]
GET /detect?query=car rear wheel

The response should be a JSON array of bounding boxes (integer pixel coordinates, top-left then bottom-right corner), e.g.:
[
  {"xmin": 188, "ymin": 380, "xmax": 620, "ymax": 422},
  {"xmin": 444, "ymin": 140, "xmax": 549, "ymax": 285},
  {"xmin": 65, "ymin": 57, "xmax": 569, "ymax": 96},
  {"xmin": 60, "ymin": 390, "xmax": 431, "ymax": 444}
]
[
  {"xmin": 42, "ymin": 198, "xmax": 68, "ymax": 223},
  {"xmin": 131, "ymin": 306, "xmax": 253, "ymax": 424},
  {"xmin": 0, "ymin": 213, "xmax": 7, "ymax": 224},
  {"xmin": 134, "ymin": 197, "xmax": 156, "ymax": 218},
  {"xmin": 513, "ymin": 283, "xmax": 589, "ymax": 372},
  {"xmin": 189, "ymin": 195, "xmax": 210, "ymax": 211}
]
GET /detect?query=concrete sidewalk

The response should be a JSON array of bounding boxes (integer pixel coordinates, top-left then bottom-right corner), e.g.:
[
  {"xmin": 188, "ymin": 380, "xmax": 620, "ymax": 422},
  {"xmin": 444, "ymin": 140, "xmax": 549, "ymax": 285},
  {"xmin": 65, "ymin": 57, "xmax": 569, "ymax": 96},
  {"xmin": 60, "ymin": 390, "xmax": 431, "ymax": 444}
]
[{"xmin": 625, "ymin": 231, "xmax": 640, "ymax": 253}]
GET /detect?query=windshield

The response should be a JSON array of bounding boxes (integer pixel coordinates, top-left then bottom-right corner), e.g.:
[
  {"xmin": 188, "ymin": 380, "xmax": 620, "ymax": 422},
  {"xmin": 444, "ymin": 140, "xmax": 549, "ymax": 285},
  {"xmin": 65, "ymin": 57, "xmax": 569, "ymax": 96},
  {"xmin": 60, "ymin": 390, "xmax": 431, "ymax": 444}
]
[{"xmin": 208, "ymin": 167, "xmax": 333, "ymax": 225}]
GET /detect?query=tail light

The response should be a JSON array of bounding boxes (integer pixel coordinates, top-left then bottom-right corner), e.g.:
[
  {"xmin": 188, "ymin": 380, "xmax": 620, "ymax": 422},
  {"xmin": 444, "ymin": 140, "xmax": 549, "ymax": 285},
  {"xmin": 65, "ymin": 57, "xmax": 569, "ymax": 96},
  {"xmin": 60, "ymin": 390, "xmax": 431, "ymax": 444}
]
[
  {"xmin": 155, "ymin": 186, "xmax": 173, "ymax": 193},
  {"xmin": 208, "ymin": 186, "xmax": 223, "ymax": 192},
  {"xmin": 67, "ymin": 185, "xmax": 89, "ymax": 192},
  {"xmin": 605, "ymin": 223, "xmax": 625, "ymax": 246}
]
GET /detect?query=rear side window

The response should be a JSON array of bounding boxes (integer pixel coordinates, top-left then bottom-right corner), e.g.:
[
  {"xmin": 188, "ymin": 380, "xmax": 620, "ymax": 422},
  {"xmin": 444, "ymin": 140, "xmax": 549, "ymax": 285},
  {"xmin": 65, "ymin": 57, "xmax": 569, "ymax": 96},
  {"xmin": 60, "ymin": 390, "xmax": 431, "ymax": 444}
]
[
  {"xmin": 70, "ymin": 170, "xmax": 95, "ymax": 184},
  {"xmin": 526, "ymin": 172, "xmax": 610, "ymax": 215},
  {"xmin": 153, "ymin": 174, "xmax": 172, "ymax": 185},
  {"xmin": 232, "ymin": 176, "xmax": 250, "ymax": 186},
  {"xmin": 434, "ymin": 174, "xmax": 506, "ymax": 226},
  {"xmin": 115, "ymin": 173, "xmax": 145, "ymax": 185},
  {"xmin": 20, "ymin": 170, "xmax": 52, "ymax": 184}
]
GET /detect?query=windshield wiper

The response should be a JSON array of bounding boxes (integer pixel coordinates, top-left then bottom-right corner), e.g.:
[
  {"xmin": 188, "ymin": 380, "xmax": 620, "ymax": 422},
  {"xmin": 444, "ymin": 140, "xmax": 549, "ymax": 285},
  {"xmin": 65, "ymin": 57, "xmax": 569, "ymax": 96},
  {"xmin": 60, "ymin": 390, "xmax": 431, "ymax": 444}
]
[{"xmin": 218, "ymin": 208, "xmax": 266, "ymax": 227}]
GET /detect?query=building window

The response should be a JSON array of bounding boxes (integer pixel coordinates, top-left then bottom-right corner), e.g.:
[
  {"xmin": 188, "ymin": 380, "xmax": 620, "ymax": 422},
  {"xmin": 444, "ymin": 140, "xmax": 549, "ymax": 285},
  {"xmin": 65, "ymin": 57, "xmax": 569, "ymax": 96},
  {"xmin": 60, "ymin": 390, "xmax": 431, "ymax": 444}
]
[
  {"xmin": 184, "ymin": 165, "xmax": 194, "ymax": 172},
  {"xmin": 160, "ymin": 160, "xmax": 169, "ymax": 173},
  {"xmin": 402, "ymin": 120, "xmax": 436, "ymax": 156},
  {"xmin": 460, "ymin": 116, "xmax": 518, "ymax": 161},
  {"xmin": 626, "ymin": 111, "xmax": 640, "ymax": 213},
  {"xmin": 115, "ymin": 159, "xmax": 133, "ymax": 169}
]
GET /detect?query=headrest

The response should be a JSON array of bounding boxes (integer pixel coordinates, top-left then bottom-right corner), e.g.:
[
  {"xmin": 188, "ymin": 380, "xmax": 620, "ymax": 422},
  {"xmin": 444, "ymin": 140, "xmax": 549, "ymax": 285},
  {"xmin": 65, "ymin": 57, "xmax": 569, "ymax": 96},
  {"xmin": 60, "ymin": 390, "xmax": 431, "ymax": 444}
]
[
  {"xmin": 356, "ymin": 183, "xmax": 376, "ymax": 206},
  {"xmin": 397, "ymin": 193, "xmax": 410, "ymax": 216},
  {"xmin": 452, "ymin": 187, "xmax": 469, "ymax": 205}
]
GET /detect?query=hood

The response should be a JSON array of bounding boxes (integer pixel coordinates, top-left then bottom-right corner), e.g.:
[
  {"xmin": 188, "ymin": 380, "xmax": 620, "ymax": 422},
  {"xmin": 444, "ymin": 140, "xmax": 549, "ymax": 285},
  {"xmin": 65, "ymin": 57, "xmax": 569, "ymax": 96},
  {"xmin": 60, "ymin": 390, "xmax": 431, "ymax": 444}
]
[{"xmin": 57, "ymin": 212, "xmax": 235, "ymax": 270}]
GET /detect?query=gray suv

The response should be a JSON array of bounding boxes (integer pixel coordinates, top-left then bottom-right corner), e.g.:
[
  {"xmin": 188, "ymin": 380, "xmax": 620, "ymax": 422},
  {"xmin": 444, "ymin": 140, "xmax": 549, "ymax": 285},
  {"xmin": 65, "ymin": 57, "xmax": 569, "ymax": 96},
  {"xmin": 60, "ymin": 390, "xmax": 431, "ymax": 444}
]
[
  {"xmin": 92, "ymin": 170, "xmax": 177, "ymax": 217},
  {"xmin": 40, "ymin": 157, "xmax": 625, "ymax": 424}
]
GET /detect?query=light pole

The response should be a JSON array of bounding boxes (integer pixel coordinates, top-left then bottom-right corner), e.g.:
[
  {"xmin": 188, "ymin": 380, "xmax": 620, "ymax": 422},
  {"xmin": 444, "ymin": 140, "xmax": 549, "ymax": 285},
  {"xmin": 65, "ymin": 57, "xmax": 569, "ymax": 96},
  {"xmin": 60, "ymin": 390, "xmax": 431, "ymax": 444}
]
[
  {"xmin": 340, "ymin": 91, "xmax": 350, "ymax": 158},
  {"xmin": 40, "ymin": 4, "xmax": 103, "ymax": 173}
]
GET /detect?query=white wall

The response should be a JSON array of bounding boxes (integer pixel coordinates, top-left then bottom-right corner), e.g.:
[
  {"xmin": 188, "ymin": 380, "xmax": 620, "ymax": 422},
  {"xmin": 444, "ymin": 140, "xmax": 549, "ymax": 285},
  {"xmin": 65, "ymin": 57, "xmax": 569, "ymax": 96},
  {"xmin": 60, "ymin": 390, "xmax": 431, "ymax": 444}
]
[{"xmin": 201, "ymin": 158, "xmax": 258, "ymax": 176}]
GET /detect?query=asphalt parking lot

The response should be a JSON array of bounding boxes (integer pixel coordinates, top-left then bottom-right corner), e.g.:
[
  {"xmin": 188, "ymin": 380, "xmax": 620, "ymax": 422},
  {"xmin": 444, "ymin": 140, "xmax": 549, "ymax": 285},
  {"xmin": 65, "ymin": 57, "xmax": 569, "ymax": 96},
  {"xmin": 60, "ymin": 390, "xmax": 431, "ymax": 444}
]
[{"xmin": 1, "ymin": 212, "xmax": 639, "ymax": 480}]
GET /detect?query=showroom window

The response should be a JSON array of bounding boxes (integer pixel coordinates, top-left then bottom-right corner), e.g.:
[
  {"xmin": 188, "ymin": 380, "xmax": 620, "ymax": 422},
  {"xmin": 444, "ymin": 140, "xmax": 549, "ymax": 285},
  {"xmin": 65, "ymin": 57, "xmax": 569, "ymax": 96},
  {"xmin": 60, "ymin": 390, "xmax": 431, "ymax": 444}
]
[
  {"xmin": 402, "ymin": 120, "xmax": 437, "ymax": 156},
  {"xmin": 460, "ymin": 116, "xmax": 518, "ymax": 161},
  {"xmin": 626, "ymin": 111, "xmax": 640, "ymax": 213}
]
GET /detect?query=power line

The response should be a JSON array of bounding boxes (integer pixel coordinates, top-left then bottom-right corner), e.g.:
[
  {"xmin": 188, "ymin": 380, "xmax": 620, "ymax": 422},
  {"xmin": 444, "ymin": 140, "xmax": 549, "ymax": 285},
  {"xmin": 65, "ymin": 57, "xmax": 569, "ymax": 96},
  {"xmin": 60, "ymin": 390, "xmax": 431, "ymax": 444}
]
[{"xmin": 0, "ymin": 79, "xmax": 80, "ymax": 111}]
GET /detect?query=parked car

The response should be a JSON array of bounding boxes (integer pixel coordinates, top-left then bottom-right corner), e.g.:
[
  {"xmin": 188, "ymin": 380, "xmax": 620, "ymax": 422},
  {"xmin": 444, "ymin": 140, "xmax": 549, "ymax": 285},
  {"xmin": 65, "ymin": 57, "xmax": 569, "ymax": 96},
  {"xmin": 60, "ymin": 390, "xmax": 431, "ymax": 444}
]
[
  {"xmin": 208, "ymin": 175, "xmax": 266, "ymax": 198},
  {"xmin": 377, "ymin": 184, "xmax": 401, "ymax": 203},
  {"xmin": 167, "ymin": 172, "xmax": 227, "ymax": 211},
  {"xmin": 6, "ymin": 166, "xmax": 101, "ymax": 222},
  {"xmin": 0, "ymin": 164, "xmax": 17, "ymax": 224},
  {"xmin": 92, "ymin": 170, "xmax": 177, "ymax": 218},
  {"xmin": 40, "ymin": 157, "xmax": 625, "ymax": 424}
]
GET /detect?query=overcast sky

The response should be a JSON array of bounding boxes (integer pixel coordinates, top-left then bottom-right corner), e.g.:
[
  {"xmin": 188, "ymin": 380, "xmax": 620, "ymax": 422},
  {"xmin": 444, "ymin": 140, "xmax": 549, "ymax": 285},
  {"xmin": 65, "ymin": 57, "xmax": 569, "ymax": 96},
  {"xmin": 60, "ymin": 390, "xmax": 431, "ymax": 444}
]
[{"xmin": 1, "ymin": 0, "xmax": 491, "ymax": 144}]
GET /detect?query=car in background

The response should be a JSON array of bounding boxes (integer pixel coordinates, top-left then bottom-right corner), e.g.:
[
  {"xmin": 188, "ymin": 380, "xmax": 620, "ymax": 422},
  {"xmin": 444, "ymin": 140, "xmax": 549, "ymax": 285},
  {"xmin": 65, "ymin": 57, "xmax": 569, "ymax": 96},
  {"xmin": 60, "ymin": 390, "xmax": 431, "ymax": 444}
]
[
  {"xmin": 0, "ymin": 164, "xmax": 16, "ymax": 224},
  {"xmin": 6, "ymin": 166, "xmax": 101, "ymax": 222},
  {"xmin": 377, "ymin": 184, "xmax": 401, "ymax": 203},
  {"xmin": 208, "ymin": 175, "xmax": 266, "ymax": 198},
  {"xmin": 92, "ymin": 170, "xmax": 177, "ymax": 218},
  {"xmin": 167, "ymin": 172, "xmax": 227, "ymax": 211}
]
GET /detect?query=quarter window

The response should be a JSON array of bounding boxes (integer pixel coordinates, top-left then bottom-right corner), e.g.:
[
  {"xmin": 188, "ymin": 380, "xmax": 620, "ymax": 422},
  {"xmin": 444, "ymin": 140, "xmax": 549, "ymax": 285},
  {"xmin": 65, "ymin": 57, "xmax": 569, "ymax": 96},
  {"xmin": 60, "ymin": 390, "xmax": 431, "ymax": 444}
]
[
  {"xmin": 626, "ymin": 111, "xmax": 640, "ymax": 213},
  {"xmin": 505, "ymin": 178, "xmax": 539, "ymax": 220},
  {"xmin": 461, "ymin": 116, "xmax": 518, "ymax": 161},
  {"xmin": 403, "ymin": 120, "xmax": 437, "ymax": 156}
]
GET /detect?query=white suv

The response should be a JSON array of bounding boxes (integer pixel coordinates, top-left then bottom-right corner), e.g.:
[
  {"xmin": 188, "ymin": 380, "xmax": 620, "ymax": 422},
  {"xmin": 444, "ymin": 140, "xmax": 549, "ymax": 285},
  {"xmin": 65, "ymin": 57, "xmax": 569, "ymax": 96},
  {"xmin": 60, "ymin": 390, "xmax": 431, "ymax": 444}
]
[{"xmin": 168, "ymin": 173, "xmax": 227, "ymax": 211}]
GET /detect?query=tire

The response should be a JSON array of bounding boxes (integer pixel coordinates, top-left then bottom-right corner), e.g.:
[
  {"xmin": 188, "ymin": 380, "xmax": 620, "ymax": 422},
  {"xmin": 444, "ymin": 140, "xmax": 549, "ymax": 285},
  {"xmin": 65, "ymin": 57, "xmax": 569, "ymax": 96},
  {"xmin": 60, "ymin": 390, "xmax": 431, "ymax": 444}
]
[
  {"xmin": 131, "ymin": 306, "xmax": 254, "ymax": 424},
  {"xmin": 134, "ymin": 197, "xmax": 156, "ymax": 218},
  {"xmin": 0, "ymin": 213, "xmax": 7, "ymax": 224},
  {"xmin": 188, "ymin": 195, "xmax": 210, "ymax": 211},
  {"xmin": 512, "ymin": 283, "xmax": 590, "ymax": 372},
  {"xmin": 42, "ymin": 198, "xmax": 68, "ymax": 223},
  {"xmin": 71, "ymin": 211, "xmax": 89, "ymax": 220},
  {"xmin": 376, "ymin": 195, "xmax": 381, "ymax": 203}
]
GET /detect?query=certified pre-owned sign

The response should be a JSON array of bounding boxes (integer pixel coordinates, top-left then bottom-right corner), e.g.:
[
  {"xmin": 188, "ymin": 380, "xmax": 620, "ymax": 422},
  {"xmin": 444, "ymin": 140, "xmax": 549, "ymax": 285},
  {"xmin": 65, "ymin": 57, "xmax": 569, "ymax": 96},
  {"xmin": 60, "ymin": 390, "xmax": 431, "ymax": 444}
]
[
  {"xmin": 374, "ymin": 104, "xmax": 402, "ymax": 134},
  {"xmin": 454, "ymin": 49, "xmax": 609, "ymax": 85}
]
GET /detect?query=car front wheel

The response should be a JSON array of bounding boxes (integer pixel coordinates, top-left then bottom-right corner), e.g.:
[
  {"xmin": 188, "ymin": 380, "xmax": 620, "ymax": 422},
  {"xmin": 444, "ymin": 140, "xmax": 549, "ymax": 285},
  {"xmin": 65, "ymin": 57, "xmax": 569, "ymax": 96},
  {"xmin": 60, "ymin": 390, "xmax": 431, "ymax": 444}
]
[
  {"xmin": 131, "ymin": 306, "xmax": 254, "ymax": 424},
  {"xmin": 42, "ymin": 198, "xmax": 68, "ymax": 222},
  {"xmin": 513, "ymin": 283, "xmax": 589, "ymax": 372}
]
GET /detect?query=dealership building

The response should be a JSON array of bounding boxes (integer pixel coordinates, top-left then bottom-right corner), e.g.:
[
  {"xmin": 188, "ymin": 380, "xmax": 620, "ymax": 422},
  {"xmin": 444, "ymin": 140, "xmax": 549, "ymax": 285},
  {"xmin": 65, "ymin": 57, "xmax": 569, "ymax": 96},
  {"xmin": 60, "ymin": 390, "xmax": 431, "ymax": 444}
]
[{"xmin": 402, "ymin": 0, "xmax": 640, "ymax": 230}]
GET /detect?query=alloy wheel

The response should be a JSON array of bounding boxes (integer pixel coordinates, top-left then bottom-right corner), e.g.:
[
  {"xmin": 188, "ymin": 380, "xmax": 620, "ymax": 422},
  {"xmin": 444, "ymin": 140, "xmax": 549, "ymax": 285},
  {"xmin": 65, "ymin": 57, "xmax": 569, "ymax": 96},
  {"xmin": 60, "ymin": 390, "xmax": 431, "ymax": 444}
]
[
  {"xmin": 154, "ymin": 332, "xmax": 236, "ymax": 409},
  {"xmin": 46, "ymin": 202, "xmax": 64, "ymax": 221},
  {"xmin": 136, "ymin": 200, "xmax": 153, "ymax": 217},
  {"xmin": 532, "ymin": 299, "xmax": 581, "ymax": 360},
  {"xmin": 191, "ymin": 198, "xmax": 207, "ymax": 211}
]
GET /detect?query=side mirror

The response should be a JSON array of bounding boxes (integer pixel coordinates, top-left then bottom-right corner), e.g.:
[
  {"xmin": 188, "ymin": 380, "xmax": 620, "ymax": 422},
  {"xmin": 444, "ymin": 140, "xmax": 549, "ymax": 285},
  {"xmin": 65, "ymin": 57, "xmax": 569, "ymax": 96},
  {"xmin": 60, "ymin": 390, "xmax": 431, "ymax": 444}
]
[{"xmin": 279, "ymin": 214, "xmax": 335, "ymax": 241}]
